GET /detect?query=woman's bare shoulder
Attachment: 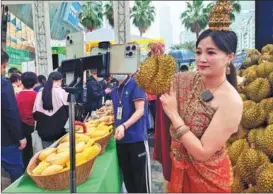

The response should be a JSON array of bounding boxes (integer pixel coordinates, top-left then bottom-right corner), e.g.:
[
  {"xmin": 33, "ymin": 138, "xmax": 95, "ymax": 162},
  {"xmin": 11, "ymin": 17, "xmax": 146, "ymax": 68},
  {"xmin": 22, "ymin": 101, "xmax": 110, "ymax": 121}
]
[{"xmin": 218, "ymin": 85, "xmax": 243, "ymax": 112}]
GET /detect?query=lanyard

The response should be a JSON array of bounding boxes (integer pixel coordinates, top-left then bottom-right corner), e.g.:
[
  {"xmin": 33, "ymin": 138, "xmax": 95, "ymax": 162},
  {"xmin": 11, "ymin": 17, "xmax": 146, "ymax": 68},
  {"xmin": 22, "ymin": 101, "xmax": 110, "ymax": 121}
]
[{"xmin": 116, "ymin": 77, "xmax": 131, "ymax": 106}]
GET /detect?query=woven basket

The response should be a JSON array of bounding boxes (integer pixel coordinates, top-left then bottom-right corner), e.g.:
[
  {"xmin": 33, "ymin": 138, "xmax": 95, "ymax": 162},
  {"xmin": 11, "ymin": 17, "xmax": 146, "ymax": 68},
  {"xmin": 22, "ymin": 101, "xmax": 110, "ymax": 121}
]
[
  {"xmin": 94, "ymin": 129, "xmax": 113, "ymax": 155},
  {"xmin": 26, "ymin": 143, "xmax": 101, "ymax": 190}
]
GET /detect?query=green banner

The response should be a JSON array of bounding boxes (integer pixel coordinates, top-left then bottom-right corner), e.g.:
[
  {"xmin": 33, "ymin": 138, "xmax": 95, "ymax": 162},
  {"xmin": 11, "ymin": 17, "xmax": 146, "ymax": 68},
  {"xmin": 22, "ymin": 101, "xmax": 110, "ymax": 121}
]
[
  {"xmin": 52, "ymin": 47, "xmax": 66, "ymax": 55},
  {"xmin": 6, "ymin": 46, "xmax": 33, "ymax": 66}
]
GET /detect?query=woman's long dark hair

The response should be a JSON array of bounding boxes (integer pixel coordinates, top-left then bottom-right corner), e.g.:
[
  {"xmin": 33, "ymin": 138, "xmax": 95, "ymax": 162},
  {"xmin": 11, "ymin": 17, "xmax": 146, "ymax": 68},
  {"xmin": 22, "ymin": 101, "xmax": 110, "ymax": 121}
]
[
  {"xmin": 42, "ymin": 71, "xmax": 63, "ymax": 111},
  {"xmin": 196, "ymin": 29, "xmax": 238, "ymax": 90}
]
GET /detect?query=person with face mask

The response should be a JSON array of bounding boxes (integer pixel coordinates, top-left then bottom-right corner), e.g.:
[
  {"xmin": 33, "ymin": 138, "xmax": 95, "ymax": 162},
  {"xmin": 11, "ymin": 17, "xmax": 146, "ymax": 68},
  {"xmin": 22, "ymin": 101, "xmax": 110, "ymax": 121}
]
[
  {"xmin": 84, "ymin": 71, "xmax": 111, "ymax": 114},
  {"xmin": 111, "ymin": 74, "xmax": 151, "ymax": 193}
]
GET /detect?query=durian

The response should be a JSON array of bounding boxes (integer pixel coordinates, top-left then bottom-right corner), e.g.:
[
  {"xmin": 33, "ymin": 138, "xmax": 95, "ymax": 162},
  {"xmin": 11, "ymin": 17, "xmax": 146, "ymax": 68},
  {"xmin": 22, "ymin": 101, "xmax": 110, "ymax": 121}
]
[
  {"xmin": 231, "ymin": 176, "xmax": 245, "ymax": 193},
  {"xmin": 247, "ymin": 127, "xmax": 263, "ymax": 143},
  {"xmin": 242, "ymin": 65, "xmax": 258, "ymax": 77},
  {"xmin": 261, "ymin": 44, "xmax": 273, "ymax": 55},
  {"xmin": 228, "ymin": 125, "xmax": 248, "ymax": 144},
  {"xmin": 239, "ymin": 93, "xmax": 247, "ymax": 101},
  {"xmin": 267, "ymin": 112, "xmax": 273, "ymax": 125},
  {"xmin": 135, "ymin": 54, "xmax": 176, "ymax": 95},
  {"xmin": 255, "ymin": 162, "xmax": 273, "ymax": 193},
  {"xmin": 236, "ymin": 148, "xmax": 269, "ymax": 185},
  {"xmin": 228, "ymin": 139, "xmax": 249, "ymax": 166},
  {"xmin": 244, "ymin": 78, "xmax": 271, "ymax": 103},
  {"xmin": 258, "ymin": 97, "xmax": 273, "ymax": 114},
  {"xmin": 268, "ymin": 72, "xmax": 273, "ymax": 86},
  {"xmin": 244, "ymin": 69, "xmax": 257, "ymax": 83},
  {"xmin": 242, "ymin": 186, "xmax": 256, "ymax": 193},
  {"xmin": 241, "ymin": 101, "xmax": 266, "ymax": 129},
  {"xmin": 258, "ymin": 54, "xmax": 273, "ymax": 64},
  {"xmin": 255, "ymin": 62, "xmax": 273, "ymax": 78}
]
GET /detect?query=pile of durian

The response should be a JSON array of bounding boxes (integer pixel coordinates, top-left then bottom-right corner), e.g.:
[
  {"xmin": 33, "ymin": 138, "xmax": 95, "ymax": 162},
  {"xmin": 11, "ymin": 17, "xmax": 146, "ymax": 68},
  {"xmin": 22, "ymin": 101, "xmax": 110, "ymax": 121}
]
[{"xmin": 228, "ymin": 44, "xmax": 273, "ymax": 193}]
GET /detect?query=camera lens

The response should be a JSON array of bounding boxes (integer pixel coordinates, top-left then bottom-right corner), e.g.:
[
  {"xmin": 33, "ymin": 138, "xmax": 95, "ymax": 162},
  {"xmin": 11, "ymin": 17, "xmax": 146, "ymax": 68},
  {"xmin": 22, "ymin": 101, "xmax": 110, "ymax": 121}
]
[
  {"xmin": 132, "ymin": 45, "xmax": 136, "ymax": 50},
  {"xmin": 69, "ymin": 40, "xmax": 73, "ymax": 44},
  {"xmin": 67, "ymin": 36, "xmax": 70, "ymax": 40},
  {"xmin": 128, "ymin": 52, "xmax": 133, "ymax": 57},
  {"xmin": 126, "ymin": 46, "xmax": 131, "ymax": 51}
]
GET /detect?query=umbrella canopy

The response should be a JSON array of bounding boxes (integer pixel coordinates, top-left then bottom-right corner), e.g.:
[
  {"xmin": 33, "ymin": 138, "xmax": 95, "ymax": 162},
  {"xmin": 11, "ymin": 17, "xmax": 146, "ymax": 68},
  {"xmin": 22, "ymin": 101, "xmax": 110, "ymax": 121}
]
[{"xmin": 168, "ymin": 49, "xmax": 195, "ymax": 64}]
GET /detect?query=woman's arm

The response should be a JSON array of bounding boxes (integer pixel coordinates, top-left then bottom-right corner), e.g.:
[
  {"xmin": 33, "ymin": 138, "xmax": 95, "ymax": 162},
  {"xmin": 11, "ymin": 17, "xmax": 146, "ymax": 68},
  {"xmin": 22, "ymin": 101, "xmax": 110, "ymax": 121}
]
[{"xmin": 168, "ymin": 97, "xmax": 243, "ymax": 162}]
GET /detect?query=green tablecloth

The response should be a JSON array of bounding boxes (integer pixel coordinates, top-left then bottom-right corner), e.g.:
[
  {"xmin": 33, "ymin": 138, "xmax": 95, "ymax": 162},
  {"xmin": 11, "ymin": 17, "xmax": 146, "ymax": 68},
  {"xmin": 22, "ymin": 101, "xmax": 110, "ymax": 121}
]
[{"xmin": 3, "ymin": 138, "xmax": 122, "ymax": 193}]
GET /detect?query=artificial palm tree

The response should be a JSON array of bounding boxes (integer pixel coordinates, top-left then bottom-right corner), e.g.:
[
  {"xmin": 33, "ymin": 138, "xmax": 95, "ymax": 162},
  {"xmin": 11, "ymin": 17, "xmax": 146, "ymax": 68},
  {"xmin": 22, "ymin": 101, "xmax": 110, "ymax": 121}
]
[
  {"xmin": 130, "ymin": 0, "xmax": 156, "ymax": 36},
  {"xmin": 103, "ymin": 1, "xmax": 114, "ymax": 27},
  {"xmin": 79, "ymin": 2, "xmax": 103, "ymax": 32}
]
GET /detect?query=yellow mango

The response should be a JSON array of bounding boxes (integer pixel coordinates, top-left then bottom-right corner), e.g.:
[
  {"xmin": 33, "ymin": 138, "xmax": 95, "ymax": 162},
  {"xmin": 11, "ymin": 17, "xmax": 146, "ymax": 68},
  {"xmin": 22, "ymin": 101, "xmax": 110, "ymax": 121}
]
[
  {"xmin": 97, "ymin": 122, "xmax": 107, "ymax": 128},
  {"xmin": 49, "ymin": 152, "xmax": 70, "ymax": 167},
  {"xmin": 76, "ymin": 142, "xmax": 86, "ymax": 153},
  {"xmin": 57, "ymin": 142, "xmax": 69, "ymax": 149},
  {"xmin": 61, "ymin": 166, "xmax": 69, "ymax": 172},
  {"xmin": 85, "ymin": 138, "xmax": 95, "ymax": 148},
  {"xmin": 82, "ymin": 144, "xmax": 101, "ymax": 160},
  {"xmin": 66, "ymin": 152, "xmax": 87, "ymax": 167},
  {"xmin": 87, "ymin": 130, "xmax": 107, "ymax": 138},
  {"xmin": 38, "ymin": 148, "xmax": 57, "ymax": 161},
  {"xmin": 41, "ymin": 164, "xmax": 63, "ymax": 176},
  {"xmin": 45, "ymin": 153, "xmax": 57, "ymax": 163},
  {"xmin": 75, "ymin": 135, "xmax": 90, "ymax": 143},
  {"xmin": 57, "ymin": 147, "xmax": 70, "ymax": 153},
  {"xmin": 32, "ymin": 161, "xmax": 50, "ymax": 175}
]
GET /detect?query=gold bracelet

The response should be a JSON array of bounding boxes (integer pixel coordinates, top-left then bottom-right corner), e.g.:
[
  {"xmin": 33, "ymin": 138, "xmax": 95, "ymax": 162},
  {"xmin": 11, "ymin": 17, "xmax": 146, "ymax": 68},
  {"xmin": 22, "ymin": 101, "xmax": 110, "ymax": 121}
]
[{"xmin": 173, "ymin": 125, "xmax": 190, "ymax": 141}]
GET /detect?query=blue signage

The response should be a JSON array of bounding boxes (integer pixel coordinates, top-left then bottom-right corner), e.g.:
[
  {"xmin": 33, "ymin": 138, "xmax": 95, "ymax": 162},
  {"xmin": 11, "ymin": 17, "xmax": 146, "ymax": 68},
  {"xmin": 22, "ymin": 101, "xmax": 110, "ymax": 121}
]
[
  {"xmin": 232, "ymin": 52, "xmax": 248, "ymax": 70},
  {"xmin": 255, "ymin": 1, "xmax": 273, "ymax": 51}
]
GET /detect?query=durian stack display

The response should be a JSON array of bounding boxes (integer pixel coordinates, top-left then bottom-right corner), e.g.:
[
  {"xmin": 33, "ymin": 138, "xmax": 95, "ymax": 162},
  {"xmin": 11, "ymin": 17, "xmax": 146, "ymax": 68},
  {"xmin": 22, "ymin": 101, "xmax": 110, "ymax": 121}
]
[
  {"xmin": 228, "ymin": 44, "xmax": 273, "ymax": 193},
  {"xmin": 135, "ymin": 54, "xmax": 176, "ymax": 95}
]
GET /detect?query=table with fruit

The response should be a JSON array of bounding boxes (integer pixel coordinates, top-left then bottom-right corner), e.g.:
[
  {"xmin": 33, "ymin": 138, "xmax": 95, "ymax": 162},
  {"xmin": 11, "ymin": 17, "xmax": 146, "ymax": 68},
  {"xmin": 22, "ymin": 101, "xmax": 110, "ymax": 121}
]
[{"xmin": 3, "ymin": 101, "xmax": 122, "ymax": 193}]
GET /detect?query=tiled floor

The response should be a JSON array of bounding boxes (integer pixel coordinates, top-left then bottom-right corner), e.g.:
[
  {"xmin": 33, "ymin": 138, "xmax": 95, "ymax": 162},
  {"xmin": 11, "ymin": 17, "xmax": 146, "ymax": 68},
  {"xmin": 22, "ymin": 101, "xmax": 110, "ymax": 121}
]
[{"xmin": 149, "ymin": 147, "xmax": 164, "ymax": 193}]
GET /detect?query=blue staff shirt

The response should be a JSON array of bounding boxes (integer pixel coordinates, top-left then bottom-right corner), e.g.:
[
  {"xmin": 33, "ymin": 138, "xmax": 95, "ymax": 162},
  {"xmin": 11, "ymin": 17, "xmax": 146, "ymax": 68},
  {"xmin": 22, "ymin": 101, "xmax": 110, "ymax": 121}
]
[{"xmin": 111, "ymin": 76, "xmax": 148, "ymax": 143}]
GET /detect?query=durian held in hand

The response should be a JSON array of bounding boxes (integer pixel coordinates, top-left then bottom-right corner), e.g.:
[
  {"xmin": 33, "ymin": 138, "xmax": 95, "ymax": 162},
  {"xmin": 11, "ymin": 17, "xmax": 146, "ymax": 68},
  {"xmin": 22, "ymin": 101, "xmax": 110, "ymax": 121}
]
[{"xmin": 135, "ymin": 54, "xmax": 176, "ymax": 95}]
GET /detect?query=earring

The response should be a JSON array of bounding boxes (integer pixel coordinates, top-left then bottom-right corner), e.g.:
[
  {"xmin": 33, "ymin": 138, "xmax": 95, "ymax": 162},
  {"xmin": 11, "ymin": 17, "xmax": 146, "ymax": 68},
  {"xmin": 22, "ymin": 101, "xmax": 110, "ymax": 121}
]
[{"xmin": 226, "ymin": 63, "xmax": 230, "ymax": 75}]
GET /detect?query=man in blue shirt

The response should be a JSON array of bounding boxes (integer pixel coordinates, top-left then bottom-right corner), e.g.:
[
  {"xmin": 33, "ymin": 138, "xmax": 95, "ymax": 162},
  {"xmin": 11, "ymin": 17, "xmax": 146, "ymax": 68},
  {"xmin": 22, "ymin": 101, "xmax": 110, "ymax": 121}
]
[
  {"xmin": 1, "ymin": 49, "xmax": 26, "ymax": 182},
  {"xmin": 111, "ymin": 74, "xmax": 151, "ymax": 193}
]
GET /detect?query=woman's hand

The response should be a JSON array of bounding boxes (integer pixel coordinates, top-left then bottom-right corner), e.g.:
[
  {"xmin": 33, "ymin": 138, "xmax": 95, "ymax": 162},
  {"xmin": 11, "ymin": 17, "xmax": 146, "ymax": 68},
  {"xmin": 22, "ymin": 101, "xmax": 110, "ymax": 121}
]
[{"xmin": 159, "ymin": 82, "xmax": 179, "ymax": 120}]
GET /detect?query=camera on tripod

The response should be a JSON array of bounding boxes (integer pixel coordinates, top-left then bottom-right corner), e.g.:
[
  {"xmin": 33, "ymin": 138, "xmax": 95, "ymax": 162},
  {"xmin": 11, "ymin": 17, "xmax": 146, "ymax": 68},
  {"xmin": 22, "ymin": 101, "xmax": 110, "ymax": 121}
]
[{"xmin": 60, "ymin": 32, "xmax": 141, "ymax": 104}]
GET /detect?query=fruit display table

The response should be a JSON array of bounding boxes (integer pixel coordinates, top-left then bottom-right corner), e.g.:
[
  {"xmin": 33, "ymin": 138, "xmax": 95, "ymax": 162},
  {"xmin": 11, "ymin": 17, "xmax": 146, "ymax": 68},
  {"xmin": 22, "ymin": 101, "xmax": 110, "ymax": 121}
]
[{"xmin": 3, "ymin": 138, "xmax": 122, "ymax": 193}]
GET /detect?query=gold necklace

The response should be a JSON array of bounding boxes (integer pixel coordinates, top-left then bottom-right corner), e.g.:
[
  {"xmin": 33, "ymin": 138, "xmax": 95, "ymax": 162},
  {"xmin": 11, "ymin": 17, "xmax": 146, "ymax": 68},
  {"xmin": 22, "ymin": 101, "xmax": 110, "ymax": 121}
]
[{"xmin": 201, "ymin": 78, "xmax": 226, "ymax": 102}]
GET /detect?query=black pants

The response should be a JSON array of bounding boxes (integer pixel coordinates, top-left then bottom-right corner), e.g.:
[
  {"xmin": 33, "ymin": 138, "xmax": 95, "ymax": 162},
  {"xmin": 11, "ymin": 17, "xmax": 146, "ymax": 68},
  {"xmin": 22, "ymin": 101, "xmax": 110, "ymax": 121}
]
[
  {"xmin": 21, "ymin": 122, "xmax": 34, "ymax": 169},
  {"xmin": 148, "ymin": 100, "xmax": 156, "ymax": 133},
  {"xmin": 117, "ymin": 141, "xmax": 150, "ymax": 193}
]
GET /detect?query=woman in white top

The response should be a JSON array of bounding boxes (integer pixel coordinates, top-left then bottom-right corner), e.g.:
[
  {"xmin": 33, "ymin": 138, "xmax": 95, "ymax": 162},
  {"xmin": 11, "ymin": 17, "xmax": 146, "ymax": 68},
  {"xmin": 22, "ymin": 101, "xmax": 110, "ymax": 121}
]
[{"xmin": 33, "ymin": 71, "xmax": 68, "ymax": 148}]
